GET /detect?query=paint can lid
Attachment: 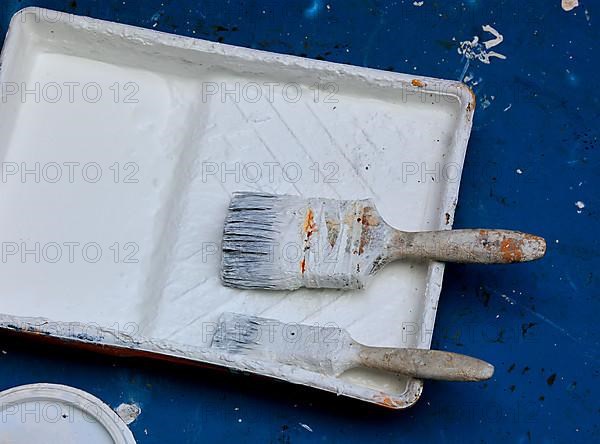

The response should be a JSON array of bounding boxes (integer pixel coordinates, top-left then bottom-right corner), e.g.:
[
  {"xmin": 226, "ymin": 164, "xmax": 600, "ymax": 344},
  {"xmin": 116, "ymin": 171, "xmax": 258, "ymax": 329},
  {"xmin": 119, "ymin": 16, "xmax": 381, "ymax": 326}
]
[{"xmin": 0, "ymin": 383, "xmax": 136, "ymax": 444}]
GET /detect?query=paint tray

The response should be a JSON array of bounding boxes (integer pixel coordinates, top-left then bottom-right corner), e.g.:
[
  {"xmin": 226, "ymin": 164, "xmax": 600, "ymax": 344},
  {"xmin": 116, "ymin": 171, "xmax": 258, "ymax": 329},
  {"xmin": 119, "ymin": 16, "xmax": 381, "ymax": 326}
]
[{"xmin": 0, "ymin": 8, "xmax": 475, "ymax": 408}]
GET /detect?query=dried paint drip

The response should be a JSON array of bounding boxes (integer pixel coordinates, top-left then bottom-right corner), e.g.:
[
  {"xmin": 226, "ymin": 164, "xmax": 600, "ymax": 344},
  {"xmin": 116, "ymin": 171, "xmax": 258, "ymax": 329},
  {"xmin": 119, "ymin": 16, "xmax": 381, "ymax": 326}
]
[
  {"xmin": 562, "ymin": 0, "xmax": 579, "ymax": 12},
  {"xmin": 458, "ymin": 25, "xmax": 507, "ymax": 65}
]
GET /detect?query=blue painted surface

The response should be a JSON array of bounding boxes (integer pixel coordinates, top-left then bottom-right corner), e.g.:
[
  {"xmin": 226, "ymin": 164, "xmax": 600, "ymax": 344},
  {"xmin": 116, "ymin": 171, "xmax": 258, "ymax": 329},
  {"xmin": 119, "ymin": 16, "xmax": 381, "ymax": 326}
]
[{"xmin": 0, "ymin": 0, "xmax": 597, "ymax": 442}]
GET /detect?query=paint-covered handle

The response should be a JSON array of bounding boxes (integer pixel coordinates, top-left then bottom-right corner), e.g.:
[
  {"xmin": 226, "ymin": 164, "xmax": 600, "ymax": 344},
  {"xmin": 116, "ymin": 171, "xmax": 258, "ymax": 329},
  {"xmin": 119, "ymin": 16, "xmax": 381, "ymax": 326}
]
[
  {"xmin": 358, "ymin": 347, "xmax": 494, "ymax": 382},
  {"xmin": 389, "ymin": 229, "xmax": 546, "ymax": 264}
]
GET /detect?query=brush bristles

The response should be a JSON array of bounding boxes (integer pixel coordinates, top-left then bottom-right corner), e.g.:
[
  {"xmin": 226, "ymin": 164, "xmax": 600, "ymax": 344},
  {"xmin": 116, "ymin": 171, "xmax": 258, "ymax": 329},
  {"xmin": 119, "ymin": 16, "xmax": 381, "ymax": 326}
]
[
  {"xmin": 221, "ymin": 192, "xmax": 305, "ymax": 290},
  {"xmin": 211, "ymin": 313, "xmax": 262, "ymax": 353}
]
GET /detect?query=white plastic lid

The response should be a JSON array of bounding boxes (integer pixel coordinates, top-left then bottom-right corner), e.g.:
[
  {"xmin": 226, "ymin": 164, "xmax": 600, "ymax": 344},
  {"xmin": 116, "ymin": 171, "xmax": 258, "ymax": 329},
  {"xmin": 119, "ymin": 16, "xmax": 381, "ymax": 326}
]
[{"xmin": 0, "ymin": 383, "xmax": 136, "ymax": 444}]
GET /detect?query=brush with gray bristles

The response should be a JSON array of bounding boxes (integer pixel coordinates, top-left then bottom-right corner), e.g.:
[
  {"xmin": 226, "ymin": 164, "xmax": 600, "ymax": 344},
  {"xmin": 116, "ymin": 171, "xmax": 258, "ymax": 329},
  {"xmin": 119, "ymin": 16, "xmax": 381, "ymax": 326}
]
[
  {"xmin": 212, "ymin": 312, "xmax": 495, "ymax": 382},
  {"xmin": 221, "ymin": 192, "xmax": 546, "ymax": 290}
]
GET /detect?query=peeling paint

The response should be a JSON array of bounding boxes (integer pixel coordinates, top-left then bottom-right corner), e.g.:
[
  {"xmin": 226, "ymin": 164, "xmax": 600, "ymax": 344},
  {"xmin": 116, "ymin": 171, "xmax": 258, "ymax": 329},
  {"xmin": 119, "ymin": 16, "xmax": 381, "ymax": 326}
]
[{"xmin": 115, "ymin": 403, "xmax": 142, "ymax": 425}]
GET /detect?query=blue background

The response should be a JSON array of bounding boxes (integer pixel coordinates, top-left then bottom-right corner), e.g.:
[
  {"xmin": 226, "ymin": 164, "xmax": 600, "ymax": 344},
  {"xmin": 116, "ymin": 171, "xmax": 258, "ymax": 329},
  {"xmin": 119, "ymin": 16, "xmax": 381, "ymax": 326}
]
[{"xmin": 0, "ymin": 0, "xmax": 598, "ymax": 442}]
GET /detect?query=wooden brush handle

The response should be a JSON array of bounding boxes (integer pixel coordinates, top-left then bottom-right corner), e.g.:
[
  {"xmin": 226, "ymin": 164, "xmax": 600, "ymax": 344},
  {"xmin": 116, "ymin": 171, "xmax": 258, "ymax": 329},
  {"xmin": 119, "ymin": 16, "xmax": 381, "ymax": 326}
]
[
  {"xmin": 358, "ymin": 347, "xmax": 494, "ymax": 381},
  {"xmin": 389, "ymin": 229, "xmax": 546, "ymax": 264}
]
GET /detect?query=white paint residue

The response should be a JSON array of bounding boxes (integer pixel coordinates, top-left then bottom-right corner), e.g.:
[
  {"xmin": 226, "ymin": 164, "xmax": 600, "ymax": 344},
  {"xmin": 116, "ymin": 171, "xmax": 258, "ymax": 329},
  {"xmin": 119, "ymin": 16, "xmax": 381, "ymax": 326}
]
[
  {"xmin": 299, "ymin": 423, "xmax": 314, "ymax": 432},
  {"xmin": 575, "ymin": 201, "xmax": 585, "ymax": 213},
  {"xmin": 516, "ymin": 168, "xmax": 523, "ymax": 175},
  {"xmin": 413, "ymin": 1, "xmax": 424, "ymax": 6},
  {"xmin": 561, "ymin": 0, "xmax": 579, "ymax": 12},
  {"xmin": 481, "ymin": 25, "xmax": 504, "ymax": 49},
  {"xmin": 458, "ymin": 25, "xmax": 507, "ymax": 64},
  {"xmin": 504, "ymin": 104, "xmax": 513, "ymax": 112},
  {"xmin": 116, "ymin": 403, "xmax": 142, "ymax": 425}
]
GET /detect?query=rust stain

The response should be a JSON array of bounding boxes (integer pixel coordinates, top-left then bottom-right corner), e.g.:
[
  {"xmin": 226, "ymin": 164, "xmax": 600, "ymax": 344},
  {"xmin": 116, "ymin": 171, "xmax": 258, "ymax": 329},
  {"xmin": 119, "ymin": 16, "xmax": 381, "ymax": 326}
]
[
  {"xmin": 411, "ymin": 79, "xmax": 426, "ymax": 88},
  {"xmin": 360, "ymin": 207, "xmax": 379, "ymax": 226},
  {"xmin": 302, "ymin": 208, "xmax": 317, "ymax": 238},
  {"xmin": 500, "ymin": 238, "xmax": 523, "ymax": 263},
  {"xmin": 358, "ymin": 207, "xmax": 382, "ymax": 255},
  {"xmin": 467, "ymin": 86, "xmax": 476, "ymax": 108},
  {"xmin": 301, "ymin": 209, "xmax": 317, "ymax": 274}
]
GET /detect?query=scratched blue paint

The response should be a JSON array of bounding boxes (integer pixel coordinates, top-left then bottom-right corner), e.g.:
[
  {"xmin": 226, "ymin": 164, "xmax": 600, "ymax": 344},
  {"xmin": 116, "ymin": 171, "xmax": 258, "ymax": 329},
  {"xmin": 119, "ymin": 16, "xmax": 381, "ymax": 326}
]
[{"xmin": 0, "ymin": 1, "xmax": 598, "ymax": 443}]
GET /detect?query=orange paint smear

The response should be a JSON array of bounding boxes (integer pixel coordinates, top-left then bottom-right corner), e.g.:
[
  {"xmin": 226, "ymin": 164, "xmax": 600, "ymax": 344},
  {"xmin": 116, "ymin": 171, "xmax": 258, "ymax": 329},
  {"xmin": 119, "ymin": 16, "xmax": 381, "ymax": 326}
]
[
  {"xmin": 376, "ymin": 395, "xmax": 401, "ymax": 409},
  {"xmin": 411, "ymin": 79, "xmax": 426, "ymax": 88}
]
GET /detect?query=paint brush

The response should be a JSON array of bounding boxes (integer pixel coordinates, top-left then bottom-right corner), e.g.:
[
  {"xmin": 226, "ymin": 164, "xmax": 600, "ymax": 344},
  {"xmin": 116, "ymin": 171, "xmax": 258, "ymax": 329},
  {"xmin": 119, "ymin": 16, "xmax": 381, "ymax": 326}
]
[
  {"xmin": 221, "ymin": 192, "xmax": 546, "ymax": 290},
  {"xmin": 211, "ymin": 313, "xmax": 494, "ymax": 382}
]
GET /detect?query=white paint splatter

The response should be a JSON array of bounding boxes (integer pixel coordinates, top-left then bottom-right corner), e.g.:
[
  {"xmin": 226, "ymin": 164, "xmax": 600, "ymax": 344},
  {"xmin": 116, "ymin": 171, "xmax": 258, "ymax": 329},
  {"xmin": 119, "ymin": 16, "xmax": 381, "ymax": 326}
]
[
  {"xmin": 458, "ymin": 25, "xmax": 507, "ymax": 64},
  {"xmin": 516, "ymin": 168, "xmax": 523, "ymax": 174},
  {"xmin": 481, "ymin": 25, "xmax": 504, "ymax": 49},
  {"xmin": 481, "ymin": 95, "xmax": 495, "ymax": 109},
  {"xmin": 115, "ymin": 403, "xmax": 141, "ymax": 425},
  {"xmin": 562, "ymin": 0, "xmax": 579, "ymax": 12},
  {"xmin": 500, "ymin": 294, "xmax": 515, "ymax": 305},
  {"xmin": 413, "ymin": 1, "xmax": 424, "ymax": 6},
  {"xmin": 575, "ymin": 201, "xmax": 585, "ymax": 213},
  {"xmin": 299, "ymin": 423, "xmax": 313, "ymax": 432}
]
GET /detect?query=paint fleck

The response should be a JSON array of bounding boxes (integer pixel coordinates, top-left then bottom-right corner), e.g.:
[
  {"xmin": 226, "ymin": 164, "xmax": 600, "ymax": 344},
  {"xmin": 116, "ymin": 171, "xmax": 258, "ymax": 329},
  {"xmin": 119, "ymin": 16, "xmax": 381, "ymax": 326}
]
[
  {"xmin": 504, "ymin": 103, "xmax": 513, "ymax": 112},
  {"xmin": 575, "ymin": 201, "xmax": 585, "ymax": 213},
  {"xmin": 458, "ymin": 25, "xmax": 506, "ymax": 64},
  {"xmin": 481, "ymin": 95, "xmax": 495, "ymax": 109},
  {"xmin": 516, "ymin": 168, "xmax": 523, "ymax": 174},
  {"xmin": 115, "ymin": 403, "xmax": 141, "ymax": 425},
  {"xmin": 411, "ymin": 79, "xmax": 427, "ymax": 87},
  {"xmin": 413, "ymin": 1, "xmax": 424, "ymax": 6},
  {"xmin": 299, "ymin": 423, "xmax": 313, "ymax": 432},
  {"xmin": 561, "ymin": 0, "xmax": 579, "ymax": 12}
]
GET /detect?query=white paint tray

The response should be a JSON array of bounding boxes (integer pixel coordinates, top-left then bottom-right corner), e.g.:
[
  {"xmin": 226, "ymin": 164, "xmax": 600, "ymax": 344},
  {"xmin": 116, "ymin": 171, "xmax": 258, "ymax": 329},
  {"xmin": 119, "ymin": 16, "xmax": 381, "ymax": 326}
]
[{"xmin": 0, "ymin": 8, "xmax": 475, "ymax": 408}]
